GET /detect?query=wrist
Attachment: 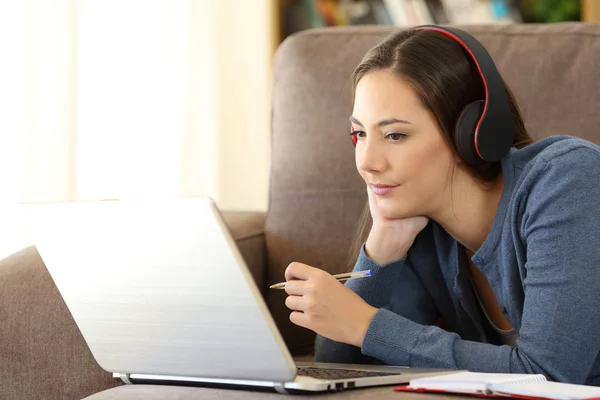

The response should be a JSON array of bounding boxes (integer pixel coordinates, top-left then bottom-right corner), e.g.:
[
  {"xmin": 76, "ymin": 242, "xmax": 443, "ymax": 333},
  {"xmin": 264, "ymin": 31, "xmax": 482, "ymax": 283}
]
[
  {"xmin": 353, "ymin": 305, "xmax": 378, "ymax": 348},
  {"xmin": 365, "ymin": 235, "xmax": 410, "ymax": 266}
]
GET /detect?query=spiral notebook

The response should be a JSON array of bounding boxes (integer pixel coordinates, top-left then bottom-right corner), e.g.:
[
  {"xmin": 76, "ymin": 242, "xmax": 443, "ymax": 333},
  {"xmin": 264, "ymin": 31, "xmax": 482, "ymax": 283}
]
[{"xmin": 395, "ymin": 372, "xmax": 600, "ymax": 399}]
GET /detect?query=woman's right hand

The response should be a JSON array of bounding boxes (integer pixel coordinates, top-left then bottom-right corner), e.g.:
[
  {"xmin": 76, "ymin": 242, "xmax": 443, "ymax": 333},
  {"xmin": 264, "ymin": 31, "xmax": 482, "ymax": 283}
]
[{"xmin": 365, "ymin": 188, "xmax": 429, "ymax": 266}]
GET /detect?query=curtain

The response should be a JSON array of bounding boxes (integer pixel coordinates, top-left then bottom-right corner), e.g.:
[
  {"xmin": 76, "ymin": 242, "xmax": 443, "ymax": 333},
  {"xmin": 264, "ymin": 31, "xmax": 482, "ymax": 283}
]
[{"xmin": 0, "ymin": 0, "xmax": 273, "ymax": 259}]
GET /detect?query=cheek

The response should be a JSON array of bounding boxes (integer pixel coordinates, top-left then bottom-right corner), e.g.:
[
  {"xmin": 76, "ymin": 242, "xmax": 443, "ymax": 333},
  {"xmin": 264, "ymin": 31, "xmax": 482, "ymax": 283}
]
[{"xmin": 397, "ymin": 145, "xmax": 453, "ymax": 199}]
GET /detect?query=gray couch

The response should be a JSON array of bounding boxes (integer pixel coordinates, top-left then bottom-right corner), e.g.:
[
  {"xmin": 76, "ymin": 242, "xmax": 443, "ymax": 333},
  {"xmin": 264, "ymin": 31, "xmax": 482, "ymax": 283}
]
[{"xmin": 2, "ymin": 22, "xmax": 600, "ymax": 400}]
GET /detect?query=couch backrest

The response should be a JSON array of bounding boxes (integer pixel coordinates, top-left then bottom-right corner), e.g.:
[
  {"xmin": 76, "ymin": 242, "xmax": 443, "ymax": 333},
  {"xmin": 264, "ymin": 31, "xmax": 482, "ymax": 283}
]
[{"xmin": 265, "ymin": 22, "xmax": 600, "ymax": 356}]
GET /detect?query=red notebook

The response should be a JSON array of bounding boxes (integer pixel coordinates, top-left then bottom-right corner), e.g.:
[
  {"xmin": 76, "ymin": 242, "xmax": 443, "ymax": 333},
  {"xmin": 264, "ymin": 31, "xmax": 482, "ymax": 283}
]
[{"xmin": 394, "ymin": 372, "xmax": 600, "ymax": 400}]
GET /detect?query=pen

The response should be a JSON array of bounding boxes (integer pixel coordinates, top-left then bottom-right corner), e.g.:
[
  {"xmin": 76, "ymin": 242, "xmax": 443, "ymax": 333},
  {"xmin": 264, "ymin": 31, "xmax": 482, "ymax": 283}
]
[{"xmin": 269, "ymin": 269, "xmax": 372, "ymax": 290}]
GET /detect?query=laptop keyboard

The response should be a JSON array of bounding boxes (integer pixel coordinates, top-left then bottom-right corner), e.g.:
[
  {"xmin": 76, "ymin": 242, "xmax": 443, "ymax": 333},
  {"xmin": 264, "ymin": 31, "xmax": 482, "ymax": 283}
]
[{"xmin": 297, "ymin": 366, "xmax": 401, "ymax": 380}]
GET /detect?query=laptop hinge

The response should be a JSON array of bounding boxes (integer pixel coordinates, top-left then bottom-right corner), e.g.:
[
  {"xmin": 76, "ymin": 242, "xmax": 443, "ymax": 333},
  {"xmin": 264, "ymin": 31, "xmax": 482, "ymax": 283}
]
[
  {"xmin": 115, "ymin": 373, "xmax": 133, "ymax": 385},
  {"xmin": 273, "ymin": 382, "xmax": 288, "ymax": 394}
]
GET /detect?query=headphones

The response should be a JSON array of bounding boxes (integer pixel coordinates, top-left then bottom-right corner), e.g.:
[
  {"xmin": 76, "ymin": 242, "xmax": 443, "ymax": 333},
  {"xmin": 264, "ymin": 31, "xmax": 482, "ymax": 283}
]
[{"xmin": 351, "ymin": 25, "xmax": 515, "ymax": 167}]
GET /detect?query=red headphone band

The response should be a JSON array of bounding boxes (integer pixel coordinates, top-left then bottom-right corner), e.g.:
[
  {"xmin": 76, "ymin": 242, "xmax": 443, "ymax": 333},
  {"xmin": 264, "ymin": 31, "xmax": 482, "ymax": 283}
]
[{"xmin": 413, "ymin": 26, "xmax": 488, "ymax": 160}]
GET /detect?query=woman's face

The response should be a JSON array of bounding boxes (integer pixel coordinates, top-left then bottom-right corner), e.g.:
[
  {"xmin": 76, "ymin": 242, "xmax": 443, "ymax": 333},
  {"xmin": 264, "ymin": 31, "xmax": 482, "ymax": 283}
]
[{"xmin": 352, "ymin": 69, "xmax": 457, "ymax": 219}]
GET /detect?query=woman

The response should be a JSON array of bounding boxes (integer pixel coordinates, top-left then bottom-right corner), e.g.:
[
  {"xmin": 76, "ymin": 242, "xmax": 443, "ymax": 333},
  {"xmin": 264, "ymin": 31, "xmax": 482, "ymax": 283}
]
[{"xmin": 282, "ymin": 27, "xmax": 600, "ymax": 386}]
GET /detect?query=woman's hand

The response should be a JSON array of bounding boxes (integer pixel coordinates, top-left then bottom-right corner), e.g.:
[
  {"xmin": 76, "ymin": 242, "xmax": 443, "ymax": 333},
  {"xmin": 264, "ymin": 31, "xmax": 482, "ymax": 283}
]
[
  {"xmin": 283, "ymin": 262, "xmax": 378, "ymax": 347},
  {"xmin": 365, "ymin": 188, "xmax": 429, "ymax": 265}
]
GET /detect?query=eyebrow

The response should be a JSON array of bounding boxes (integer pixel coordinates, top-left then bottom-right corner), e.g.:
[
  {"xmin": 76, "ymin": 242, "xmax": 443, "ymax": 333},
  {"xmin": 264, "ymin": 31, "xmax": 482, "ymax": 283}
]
[{"xmin": 349, "ymin": 116, "xmax": 412, "ymax": 127}]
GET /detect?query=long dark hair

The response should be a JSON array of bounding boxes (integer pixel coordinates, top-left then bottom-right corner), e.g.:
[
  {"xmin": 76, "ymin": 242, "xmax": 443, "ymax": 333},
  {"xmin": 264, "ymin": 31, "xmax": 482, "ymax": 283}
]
[{"xmin": 348, "ymin": 29, "xmax": 533, "ymax": 267}]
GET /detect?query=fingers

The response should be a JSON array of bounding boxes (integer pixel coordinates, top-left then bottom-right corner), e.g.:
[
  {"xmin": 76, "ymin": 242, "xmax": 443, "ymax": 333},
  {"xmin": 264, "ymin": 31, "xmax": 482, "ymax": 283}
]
[
  {"xmin": 285, "ymin": 294, "xmax": 303, "ymax": 311},
  {"xmin": 282, "ymin": 263, "xmax": 330, "ymax": 332},
  {"xmin": 284, "ymin": 262, "xmax": 318, "ymax": 281},
  {"xmin": 283, "ymin": 280, "xmax": 305, "ymax": 296},
  {"xmin": 289, "ymin": 311, "xmax": 309, "ymax": 329}
]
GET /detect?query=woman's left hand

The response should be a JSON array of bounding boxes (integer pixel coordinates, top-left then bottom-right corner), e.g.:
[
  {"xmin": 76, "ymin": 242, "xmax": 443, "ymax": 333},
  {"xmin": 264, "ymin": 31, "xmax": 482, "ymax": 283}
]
[{"xmin": 283, "ymin": 262, "xmax": 378, "ymax": 347}]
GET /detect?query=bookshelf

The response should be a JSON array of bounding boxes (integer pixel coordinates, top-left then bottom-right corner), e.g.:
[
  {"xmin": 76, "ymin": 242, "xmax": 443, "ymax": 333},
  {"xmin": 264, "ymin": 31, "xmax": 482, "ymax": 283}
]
[{"xmin": 275, "ymin": 0, "xmax": 597, "ymax": 45}]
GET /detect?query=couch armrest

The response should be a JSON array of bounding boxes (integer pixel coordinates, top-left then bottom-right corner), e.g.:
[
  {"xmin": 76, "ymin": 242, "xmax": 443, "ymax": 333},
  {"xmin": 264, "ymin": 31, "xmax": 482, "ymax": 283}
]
[
  {"xmin": 220, "ymin": 210, "xmax": 267, "ymax": 293},
  {"xmin": 0, "ymin": 246, "xmax": 120, "ymax": 400}
]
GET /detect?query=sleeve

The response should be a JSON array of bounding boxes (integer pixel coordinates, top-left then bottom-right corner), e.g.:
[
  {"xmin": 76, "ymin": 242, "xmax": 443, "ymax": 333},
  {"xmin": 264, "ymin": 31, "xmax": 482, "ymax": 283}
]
[
  {"xmin": 358, "ymin": 147, "xmax": 600, "ymax": 384},
  {"xmin": 314, "ymin": 243, "xmax": 440, "ymax": 364}
]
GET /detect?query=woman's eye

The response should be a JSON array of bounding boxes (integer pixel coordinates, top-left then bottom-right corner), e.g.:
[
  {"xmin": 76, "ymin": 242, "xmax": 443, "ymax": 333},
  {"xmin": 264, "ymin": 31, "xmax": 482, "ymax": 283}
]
[
  {"xmin": 353, "ymin": 130, "xmax": 366, "ymax": 138},
  {"xmin": 386, "ymin": 132, "xmax": 406, "ymax": 141}
]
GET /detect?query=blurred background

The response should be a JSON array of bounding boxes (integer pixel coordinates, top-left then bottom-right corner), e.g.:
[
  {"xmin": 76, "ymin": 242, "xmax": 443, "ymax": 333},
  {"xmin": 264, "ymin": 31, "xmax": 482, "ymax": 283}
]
[
  {"xmin": 0, "ymin": 0, "xmax": 597, "ymax": 259},
  {"xmin": 280, "ymin": 0, "xmax": 585, "ymax": 35}
]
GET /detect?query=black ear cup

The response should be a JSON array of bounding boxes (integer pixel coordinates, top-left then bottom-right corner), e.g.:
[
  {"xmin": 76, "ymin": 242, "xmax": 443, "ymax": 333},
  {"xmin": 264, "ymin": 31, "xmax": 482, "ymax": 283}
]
[
  {"xmin": 413, "ymin": 25, "xmax": 516, "ymax": 165},
  {"xmin": 455, "ymin": 100, "xmax": 485, "ymax": 166}
]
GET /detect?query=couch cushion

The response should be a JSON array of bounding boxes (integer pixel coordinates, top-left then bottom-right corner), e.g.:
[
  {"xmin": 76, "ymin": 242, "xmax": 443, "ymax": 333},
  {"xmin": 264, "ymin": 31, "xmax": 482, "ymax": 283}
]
[{"xmin": 265, "ymin": 22, "xmax": 600, "ymax": 355}]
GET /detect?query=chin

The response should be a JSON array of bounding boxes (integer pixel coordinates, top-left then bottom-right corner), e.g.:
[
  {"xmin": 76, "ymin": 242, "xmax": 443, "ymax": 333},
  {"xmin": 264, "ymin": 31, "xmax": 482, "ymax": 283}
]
[{"xmin": 375, "ymin": 193, "xmax": 421, "ymax": 219}]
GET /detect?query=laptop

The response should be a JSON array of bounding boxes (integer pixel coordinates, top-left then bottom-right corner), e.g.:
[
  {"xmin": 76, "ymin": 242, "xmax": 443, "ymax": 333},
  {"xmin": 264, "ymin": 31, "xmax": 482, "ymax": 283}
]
[{"xmin": 25, "ymin": 197, "xmax": 454, "ymax": 393}]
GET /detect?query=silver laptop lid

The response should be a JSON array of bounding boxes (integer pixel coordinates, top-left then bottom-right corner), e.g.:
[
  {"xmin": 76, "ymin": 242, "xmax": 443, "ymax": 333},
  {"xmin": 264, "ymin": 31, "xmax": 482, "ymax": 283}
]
[{"xmin": 26, "ymin": 197, "xmax": 295, "ymax": 382}]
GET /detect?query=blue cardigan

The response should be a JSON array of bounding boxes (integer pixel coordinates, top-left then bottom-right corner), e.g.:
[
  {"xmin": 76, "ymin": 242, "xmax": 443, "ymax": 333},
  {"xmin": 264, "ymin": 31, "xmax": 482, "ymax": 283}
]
[{"xmin": 314, "ymin": 135, "xmax": 600, "ymax": 386}]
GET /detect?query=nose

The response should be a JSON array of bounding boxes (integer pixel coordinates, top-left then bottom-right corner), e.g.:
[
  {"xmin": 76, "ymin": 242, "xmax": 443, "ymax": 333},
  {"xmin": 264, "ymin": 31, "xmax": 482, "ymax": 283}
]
[{"xmin": 356, "ymin": 135, "xmax": 386, "ymax": 174}]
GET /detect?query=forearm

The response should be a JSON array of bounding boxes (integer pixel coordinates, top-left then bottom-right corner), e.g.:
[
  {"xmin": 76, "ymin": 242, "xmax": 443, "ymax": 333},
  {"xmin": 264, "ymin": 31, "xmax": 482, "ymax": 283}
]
[
  {"xmin": 314, "ymin": 334, "xmax": 384, "ymax": 364},
  {"xmin": 362, "ymin": 308, "xmax": 589, "ymax": 383}
]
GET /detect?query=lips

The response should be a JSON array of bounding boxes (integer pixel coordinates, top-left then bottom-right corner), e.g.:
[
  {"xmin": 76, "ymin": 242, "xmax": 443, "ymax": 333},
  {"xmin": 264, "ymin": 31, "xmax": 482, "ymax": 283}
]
[{"xmin": 370, "ymin": 184, "xmax": 399, "ymax": 196}]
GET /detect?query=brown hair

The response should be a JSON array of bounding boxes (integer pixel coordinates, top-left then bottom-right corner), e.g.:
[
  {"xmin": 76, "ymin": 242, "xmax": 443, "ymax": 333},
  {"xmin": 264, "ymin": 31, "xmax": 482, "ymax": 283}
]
[{"xmin": 347, "ymin": 29, "xmax": 533, "ymax": 267}]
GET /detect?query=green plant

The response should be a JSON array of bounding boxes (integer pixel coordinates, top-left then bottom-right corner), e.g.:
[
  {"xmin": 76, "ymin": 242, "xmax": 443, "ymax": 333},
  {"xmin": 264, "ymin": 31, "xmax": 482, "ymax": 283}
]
[{"xmin": 518, "ymin": 0, "xmax": 581, "ymax": 23}]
